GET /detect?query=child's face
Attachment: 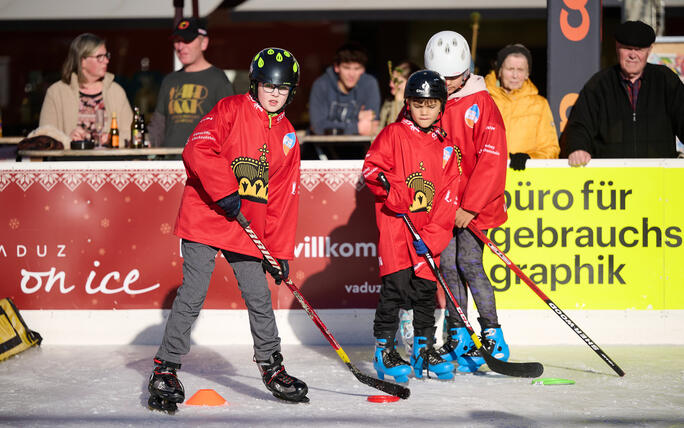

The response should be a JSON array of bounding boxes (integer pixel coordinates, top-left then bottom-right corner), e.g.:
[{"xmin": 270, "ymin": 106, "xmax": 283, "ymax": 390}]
[
  {"xmin": 445, "ymin": 74, "xmax": 466, "ymax": 95},
  {"xmin": 257, "ymin": 82, "xmax": 289, "ymax": 113},
  {"xmin": 408, "ymin": 98, "xmax": 441, "ymax": 128}
]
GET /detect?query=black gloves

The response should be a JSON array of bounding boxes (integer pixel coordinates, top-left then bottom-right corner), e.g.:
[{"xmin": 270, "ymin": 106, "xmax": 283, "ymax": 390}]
[
  {"xmin": 216, "ymin": 191, "xmax": 241, "ymax": 219},
  {"xmin": 509, "ymin": 153, "xmax": 530, "ymax": 171},
  {"xmin": 262, "ymin": 258, "xmax": 289, "ymax": 285}
]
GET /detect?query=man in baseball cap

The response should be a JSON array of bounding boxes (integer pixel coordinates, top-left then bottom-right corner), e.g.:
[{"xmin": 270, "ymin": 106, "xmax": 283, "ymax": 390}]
[
  {"xmin": 171, "ymin": 17, "xmax": 208, "ymax": 43},
  {"xmin": 148, "ymin": 17, "xmax": 234, "ymax": 147}
]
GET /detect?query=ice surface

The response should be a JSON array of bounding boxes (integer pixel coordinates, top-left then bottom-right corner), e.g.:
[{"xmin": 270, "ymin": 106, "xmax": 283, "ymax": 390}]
[{"xmin": 1, "ymin": 344, "xmax": 683, "ymax": 427}]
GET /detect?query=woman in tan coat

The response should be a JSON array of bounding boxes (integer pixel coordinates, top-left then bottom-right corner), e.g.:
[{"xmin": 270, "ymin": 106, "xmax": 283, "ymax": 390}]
[
  {"xmin": 485, "ymin": 44, "xmax": 559, "ymax": 170},
  {"xmin": 39, "ymin": 33, "xmax": 132, "ymax": 145}
]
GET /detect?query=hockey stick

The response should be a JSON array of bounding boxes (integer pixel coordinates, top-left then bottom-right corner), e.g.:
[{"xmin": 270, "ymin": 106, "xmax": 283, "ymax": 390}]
[
  {"xmin": 467, "ymin": 225, "xmax": 626, "ymax": 377},
  {"xmin": 236, "ymin": 212, "xmax": 411, "ymax": 399},
  {"xmin": 377, "ymin": 173, "xmax": 543, "ymax": 378}
]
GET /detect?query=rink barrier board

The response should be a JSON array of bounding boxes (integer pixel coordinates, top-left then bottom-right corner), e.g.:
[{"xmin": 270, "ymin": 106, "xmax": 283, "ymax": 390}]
[{"xmin": 1, "ymin": 159, "xmax": 683, "ymax": 344}]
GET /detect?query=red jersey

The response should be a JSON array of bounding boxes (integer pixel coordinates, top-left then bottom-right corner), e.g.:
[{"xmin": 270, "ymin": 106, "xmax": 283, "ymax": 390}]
[
  {"xmin": 363, "ymin": 118, "xmax": 461, "ymax": 280},
  {"xmin": 441, "ymin": 75, "xmax": 508, "ymax": 229},
  {"xmin": 174, "ymin": 94, "xmax": 300, "ymax": 260}
]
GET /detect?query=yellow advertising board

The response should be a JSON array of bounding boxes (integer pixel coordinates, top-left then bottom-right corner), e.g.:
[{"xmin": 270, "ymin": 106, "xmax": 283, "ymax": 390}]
[{"xmin": 485, "ymin": 164, "xmax": 684, "ymax": 310}]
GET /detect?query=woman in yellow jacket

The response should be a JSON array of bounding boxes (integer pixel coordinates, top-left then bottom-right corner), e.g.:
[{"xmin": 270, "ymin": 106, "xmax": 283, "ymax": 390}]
[{"xmin": 485, "ymin": 44, "xmax": 559, "ymax": 170}]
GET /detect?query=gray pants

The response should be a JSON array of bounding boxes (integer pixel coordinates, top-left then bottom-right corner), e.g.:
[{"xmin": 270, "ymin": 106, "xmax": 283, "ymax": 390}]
[
  {"xmin": 440, "ymin": 228, "xmax": 499, "ymax": 327},
  {"xmin": 156, "ymin": 240, "xmax": 281, "ymax": 364}
]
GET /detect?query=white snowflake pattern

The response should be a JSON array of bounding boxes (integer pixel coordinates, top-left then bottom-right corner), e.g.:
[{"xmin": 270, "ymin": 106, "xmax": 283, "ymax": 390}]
[
  {"xmin": 37, "ymin": 172, "xmax": 61, "ymax": 191},
  {"xmin": 1, "ymin": 168, "xmax": 365, "ymax": 194},
  {"xmin": 84, "ymin": 172, "xmax": 109, "ymax": 191},
  {"xmin": 62, "ymin": 172, "xmax": 85, "ymax": 191},
  {"xmin": 0, "ymin": 172, "xmax": 12, "ymax": 191},
  {"xmin": 109, "ymin": 172, "xmax": 132, "ymax": 191},
  {"xmin": 13, "ymin": 172, "xmax": 37, "ymax": 191},
  {"xmin": 132, "ymin": 172, "xmax": 156, "ymax": 191}
]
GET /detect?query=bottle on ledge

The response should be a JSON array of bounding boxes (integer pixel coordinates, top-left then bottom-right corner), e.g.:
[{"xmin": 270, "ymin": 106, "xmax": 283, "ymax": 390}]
[
  {"xmin": 109, "ymin": 112, "xmax": 120, "ymax": 148},
  {"xmin": 131, "ymin": 107, "xmax": 143, "ymax": 149},
  {"xmin": 140, "ymin": 113, "xmax": 148, "ymax": 148}
]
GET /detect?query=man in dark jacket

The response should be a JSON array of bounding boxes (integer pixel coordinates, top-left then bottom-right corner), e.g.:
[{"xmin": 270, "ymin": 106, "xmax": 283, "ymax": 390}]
[
  {"xmin": 308, "ymin": 43, "xmax": 381, "ymax": 136},
  {"xmin": 561, "ymin": 20, "xmax": 684, "ymax": 166}
]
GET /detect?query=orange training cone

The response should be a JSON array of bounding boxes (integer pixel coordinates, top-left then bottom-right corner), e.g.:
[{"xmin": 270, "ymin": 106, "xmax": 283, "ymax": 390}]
[{"xmin": 185, "ymin": 389, "xmax": 227, "ymax": 406}]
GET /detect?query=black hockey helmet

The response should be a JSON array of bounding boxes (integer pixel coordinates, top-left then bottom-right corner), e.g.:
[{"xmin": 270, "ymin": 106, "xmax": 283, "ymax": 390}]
[
  {"xmin": 249, "ymin": 47, "xmax": 300, "ymax": 110},
  {"xmin": 403, "ymin": 70, "xmax": 448, "ymax": 112}
]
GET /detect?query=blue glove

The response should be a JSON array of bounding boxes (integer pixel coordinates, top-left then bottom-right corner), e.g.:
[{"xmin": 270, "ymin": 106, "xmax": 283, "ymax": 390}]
[
  {"xmin": 262, "ymin": 258, "xmax": 289, "ymax": 285},
  {"xmin": 413, "ymin": 239, "xmax": 429, "ymax": 256},
  {"xmin": 216, "ymin": 191, "xmax": 241, "ymax": 219}
]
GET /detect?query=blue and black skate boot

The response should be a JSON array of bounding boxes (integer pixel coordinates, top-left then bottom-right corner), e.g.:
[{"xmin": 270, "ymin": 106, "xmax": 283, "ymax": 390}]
[
  {"xmin": 458, "ymin": 318, "xmax": 510, "ymax": 373},
  {"xmin": 436, "ymin": 322, "xmax": 474, "ymax": 363},
  {"xmin": 256, "ymin": 351, "xmax": 309, "ymax": 403},
  {"xmin": 411, "ymin": 327, "xmax": 454, "ymax": 380},
  {"xmin": 148, "ymin": 358, "xmax": 185, "ymax": 413},
  {"xmin": 373, "ymin": 333, "xmax": 411, "ymax": 383}
]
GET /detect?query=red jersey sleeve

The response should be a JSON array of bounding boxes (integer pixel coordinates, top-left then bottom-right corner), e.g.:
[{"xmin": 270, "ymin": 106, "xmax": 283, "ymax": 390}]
[
  {"xmin": 264, "ymin": 129, "xmax": 301, "ymax": 260},
  {"xmin": 362, "ymin": 127, "xmax": 413, "ymax": 213},
  {"xmin": 181, "ymin": 99, "xmax": 239, "ymax": 202},
  {"xmin": 461, "ymin": 94, "xmax": 507, "ymax": 215}
]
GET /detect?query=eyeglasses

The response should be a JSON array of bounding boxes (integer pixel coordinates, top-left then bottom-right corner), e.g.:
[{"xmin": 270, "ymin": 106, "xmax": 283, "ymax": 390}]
[
  {"xmin": 261, "ymin": 83, "xmax": 290, "ymax": 96},
  {"xmin": 87, "ymin": 52, "xmax": 111, "ymax": 63}
]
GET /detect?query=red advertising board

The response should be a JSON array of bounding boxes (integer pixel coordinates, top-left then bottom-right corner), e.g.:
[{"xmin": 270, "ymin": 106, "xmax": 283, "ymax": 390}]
[{"xmin": 0, "ymin": 161, "xmax": 390, "ymax": 311}]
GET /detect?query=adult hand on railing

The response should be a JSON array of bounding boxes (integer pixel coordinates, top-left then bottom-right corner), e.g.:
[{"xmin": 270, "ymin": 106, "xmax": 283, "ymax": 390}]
[{"xmin": 568, "ymin": 149, "xmax": 592, "ymax": 167}]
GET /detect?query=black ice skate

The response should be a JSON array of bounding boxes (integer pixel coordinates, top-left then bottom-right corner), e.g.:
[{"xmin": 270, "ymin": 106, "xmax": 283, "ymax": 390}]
[
  {"xmin": 256, "ymin": 351, "xmax": 309, "ymax": 403},
  {"xmin": 148, "ymin": 358, "xmax": 185, "ymax": 413}
]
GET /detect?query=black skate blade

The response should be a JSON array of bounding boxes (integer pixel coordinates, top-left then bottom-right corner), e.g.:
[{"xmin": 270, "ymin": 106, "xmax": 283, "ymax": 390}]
[
  {"xmin": 148, "ymin": 395, "xmax": 179, "ymax": 414},
  {"xmin": 272, "ymin": 392, "xmax": 310, "ymax": 404}
]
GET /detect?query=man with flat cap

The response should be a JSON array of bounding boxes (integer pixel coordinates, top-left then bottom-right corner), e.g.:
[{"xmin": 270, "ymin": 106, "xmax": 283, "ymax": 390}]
[
  {"xmin": 561, "ymin": 20, "xmax": 684, "ymax": 165},
  {"xmin": 149, "ymin": 17, "xmax": 234, "ymax": 147}
]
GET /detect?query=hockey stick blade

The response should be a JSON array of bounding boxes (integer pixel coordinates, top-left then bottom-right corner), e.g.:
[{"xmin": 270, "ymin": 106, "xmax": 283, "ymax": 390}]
[
  {"xmin": 348, "ymin": 363, "xmax": 411, "ymax": 399},
  {"xmin": 481, "ymin": 349, "xmax": 543, "ymax": 378},
  {"xmin": 237, "ymin": 213, "xmax": 411, "ymax": 399},
  {"xmin": 376, "ymin": 172, "xmax": 543, "ymax": 378},
  {"xmin": 469, "ymin": 225, "xmax": 625, "ymax": 377}
]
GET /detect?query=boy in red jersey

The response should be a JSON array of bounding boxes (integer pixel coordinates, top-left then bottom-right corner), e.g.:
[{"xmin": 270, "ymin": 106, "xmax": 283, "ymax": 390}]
[
  {"xmin": 363, "ymin": 70, "xmax": 461, "ymax": 381},
  {"xmin": 147, "ymin": 48, "xmax": 308, "ymax": 412}
]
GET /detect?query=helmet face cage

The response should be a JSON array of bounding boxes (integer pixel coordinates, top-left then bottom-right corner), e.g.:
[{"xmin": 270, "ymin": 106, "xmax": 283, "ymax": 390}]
[
  {"xmin": 404, "ymin": 70, "xmax": 448, "ymax": 112},
  {"xmin": 249, "ymin": 47, "xmax": 300, "ymax": 109},
  {"xmin": 424, "ymin": 31, "xmax": 471, "ymax": 77}
]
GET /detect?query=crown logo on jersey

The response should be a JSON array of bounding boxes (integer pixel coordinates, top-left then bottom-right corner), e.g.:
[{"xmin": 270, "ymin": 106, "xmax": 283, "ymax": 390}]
[
  {"xmin": 230, "ymin": 144, "xmax": 270, "ymax": 203},
  {"xmin": 406, "ymin": 168, "xmax": 435, "ymax": 213}
]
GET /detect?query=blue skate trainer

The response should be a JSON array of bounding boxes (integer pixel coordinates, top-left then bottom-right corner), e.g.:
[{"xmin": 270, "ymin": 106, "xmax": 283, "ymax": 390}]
[
  {"xmin": 437, "ymin": 326, "xmax": 474, "ymax": 362},
  {"xmin": 411, "ymin": 327, "xmax": 454, "ymax": 380},
  {"xmin": 458, "ymin": 319, "xmax": 510, "ymax": 373},
  {"xmin": 374, "ymin": 335, "xmax": 411, "ymax": 383}
]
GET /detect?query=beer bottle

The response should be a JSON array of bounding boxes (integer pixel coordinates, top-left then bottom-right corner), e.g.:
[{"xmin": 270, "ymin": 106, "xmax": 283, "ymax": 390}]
[
  {"xmin": 139, "ymin": 113, "xmax": 148, "ymax": 147},
  {"xmin": 109, "ymin": 112, "xmax": 120, "ymax": 148},
  {"xmin": 131, "ymin": 107, "xmax": 142, "ymax": 148}
]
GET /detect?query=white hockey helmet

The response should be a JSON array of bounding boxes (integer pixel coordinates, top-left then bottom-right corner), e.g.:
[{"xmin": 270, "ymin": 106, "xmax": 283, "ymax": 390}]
[{"xmin": 424, "ymin": 31, "xmax": 471, "ymax": 77}]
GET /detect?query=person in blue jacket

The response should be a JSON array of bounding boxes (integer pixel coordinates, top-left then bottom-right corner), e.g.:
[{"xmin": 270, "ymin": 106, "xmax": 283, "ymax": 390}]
[{"xmin": 309, "ymin": 42, "xmax": 381, "ymax": 136}]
